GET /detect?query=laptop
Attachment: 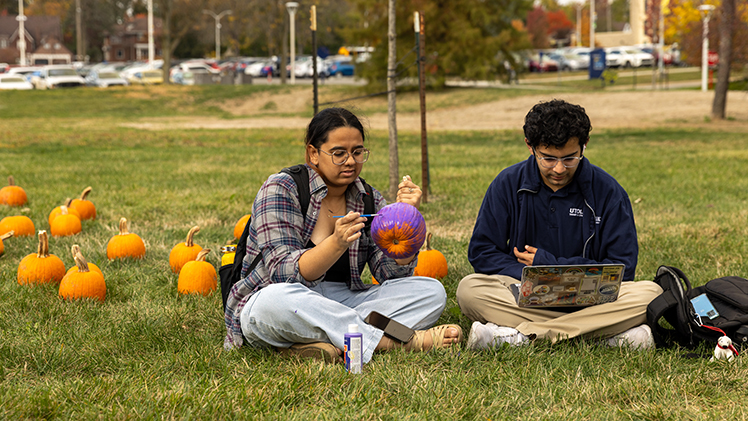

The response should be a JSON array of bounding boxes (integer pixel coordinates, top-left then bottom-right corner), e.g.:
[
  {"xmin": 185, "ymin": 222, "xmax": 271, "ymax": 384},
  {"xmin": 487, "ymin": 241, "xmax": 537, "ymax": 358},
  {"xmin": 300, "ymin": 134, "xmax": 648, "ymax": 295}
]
[{"xmin": 513, "ymin": 264, "xmax": 625, "ymax": 308}]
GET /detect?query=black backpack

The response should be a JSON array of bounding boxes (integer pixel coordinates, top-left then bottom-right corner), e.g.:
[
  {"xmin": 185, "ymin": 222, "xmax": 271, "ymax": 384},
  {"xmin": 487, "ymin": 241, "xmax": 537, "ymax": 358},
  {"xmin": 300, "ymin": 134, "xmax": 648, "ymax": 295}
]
[
  {"xmin": 219, "ymin": 164, "xmax": 375, "ymax": 311},
  {"xmin": 646, "ymin": 265, "xmax": 748, "ymax": 349}
]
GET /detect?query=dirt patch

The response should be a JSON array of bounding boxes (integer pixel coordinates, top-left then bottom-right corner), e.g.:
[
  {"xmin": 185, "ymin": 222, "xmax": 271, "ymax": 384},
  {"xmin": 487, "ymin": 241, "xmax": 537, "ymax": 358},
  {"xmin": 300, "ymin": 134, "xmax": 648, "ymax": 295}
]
[
  {"xmin": 217, "ymin": 90, "xmax": 313, "ymax": 116},
  {"xmin": 119, "ymin": 90, "xmax": 748, "ymax": 132}
]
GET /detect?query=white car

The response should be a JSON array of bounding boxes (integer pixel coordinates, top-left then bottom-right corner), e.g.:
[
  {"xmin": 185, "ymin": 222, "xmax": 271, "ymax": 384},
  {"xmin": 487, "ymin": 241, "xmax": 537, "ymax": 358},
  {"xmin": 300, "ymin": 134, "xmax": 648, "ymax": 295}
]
[
  {"xmin": 85, "ymin": 70, "xmax": 128, "ymax": 88},
  {"xmin": 34, "ymin": 65, "xmax": 86, "ymax": 89},
  {"xmin": 7, "ymin": 66, "xmax": 39, "ymax": 82},
  {"xmin": 604, "ymin": 47, "xmax": 654, "ymax": 68},
  {"xmin": 292, "ymin": 56, "xmax": 329, "ymax": 78},
  {"xmin": 169, "ymin": 61, "xmax": 219, "ymax": 81},
  {"xmin": 0, "ymin": 74, "xmax": 34, "ymax": 90}
]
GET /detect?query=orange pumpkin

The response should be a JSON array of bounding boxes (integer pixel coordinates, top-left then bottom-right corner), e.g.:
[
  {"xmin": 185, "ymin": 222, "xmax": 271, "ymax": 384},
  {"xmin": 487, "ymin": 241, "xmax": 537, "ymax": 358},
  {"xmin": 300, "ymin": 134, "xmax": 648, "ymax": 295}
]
[
  {"xmin": 66, "ymin": 245, "xmax": 103, "ymax": 277},
  {"xmin": 69, "ymin": 187, "xmax": 96, "ymax": 220},
  {"xmin": 169, "ymin": 226, "xmax": 203, "ymax": 273},
  {"xmin": 413, "ymin": 233, "xmax": 448, "ymax": 280},
  {"xmin": 0, "ymin": 215, "xmax": 35, "ymax": 237},
  {"xmin": 0, "ymin": 231, "xmax": 13, "ymax": 256},
  {"xmin": 50, "ymin": 206, "xmax": 82, "ymax": 237},
  {"xmin": 371, "ymin": 203, "xmax": 427, "ymax": 259},
  {"xmin": 49, "ymin": 198, "xmax": 82, "ymax": 227},
  {"xmin": 59, "ymin": 247, "xmax": 106, "ymax": 302},
  {"xmin": 177, "ymin": 249, "xmax": 217, "ymax": 295},
  {"xmin": 17, "ymin": 230, "xmax": 66, "ymax": 285},
  {"xmin": 233, "ymin": 214, "xmax": 251, "ymax": 240},
  {"xmin": 106, "ymin": 217, "xmax": 146, "ymax": 260},
  {"xmin": 0, "ymin": 176, "xmax": 28, "ymax": 206}
]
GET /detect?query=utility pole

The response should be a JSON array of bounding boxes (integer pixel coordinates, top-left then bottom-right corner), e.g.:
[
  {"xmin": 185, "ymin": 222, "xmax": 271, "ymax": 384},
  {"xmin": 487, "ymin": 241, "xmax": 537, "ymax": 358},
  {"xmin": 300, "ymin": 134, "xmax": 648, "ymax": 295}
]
[
  {"xmin": 76, "ymin": 0, "xmax": 83, "ymax": 62},
  {"xmin": 148, "ymin": 0, "xmax": 155, "ymax": 64}
]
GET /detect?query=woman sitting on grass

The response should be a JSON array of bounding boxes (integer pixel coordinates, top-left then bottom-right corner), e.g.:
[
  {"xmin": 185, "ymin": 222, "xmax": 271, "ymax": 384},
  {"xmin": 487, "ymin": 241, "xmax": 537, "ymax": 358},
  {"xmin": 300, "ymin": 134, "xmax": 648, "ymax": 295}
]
[{"xmin": 224, "ymin": 107, "xmax": 462, "ymax": 363}]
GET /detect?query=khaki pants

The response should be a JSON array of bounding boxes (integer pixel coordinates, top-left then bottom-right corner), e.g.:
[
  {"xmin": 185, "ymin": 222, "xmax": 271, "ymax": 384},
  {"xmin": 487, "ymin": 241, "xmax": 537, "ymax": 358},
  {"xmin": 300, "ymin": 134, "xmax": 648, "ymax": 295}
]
[{"xmin": 456, "ymin": 273, "xmax": 663, "ymax": 343}]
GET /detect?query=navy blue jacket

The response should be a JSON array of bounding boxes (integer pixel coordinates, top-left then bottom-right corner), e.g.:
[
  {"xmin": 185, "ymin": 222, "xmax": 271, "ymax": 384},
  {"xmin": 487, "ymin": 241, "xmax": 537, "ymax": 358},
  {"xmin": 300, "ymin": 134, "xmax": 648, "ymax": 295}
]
[{"xmin": 468, "ymin": 155, "xmax": 638, "ymax": 281}]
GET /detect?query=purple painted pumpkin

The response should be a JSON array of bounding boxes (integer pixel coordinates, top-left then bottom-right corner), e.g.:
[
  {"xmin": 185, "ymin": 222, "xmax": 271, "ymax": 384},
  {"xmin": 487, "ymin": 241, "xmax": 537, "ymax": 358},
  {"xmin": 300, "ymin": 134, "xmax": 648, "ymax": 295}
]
[{"xmin": 371, "ymin": 202, "xmax": 427, "ymax": 259}]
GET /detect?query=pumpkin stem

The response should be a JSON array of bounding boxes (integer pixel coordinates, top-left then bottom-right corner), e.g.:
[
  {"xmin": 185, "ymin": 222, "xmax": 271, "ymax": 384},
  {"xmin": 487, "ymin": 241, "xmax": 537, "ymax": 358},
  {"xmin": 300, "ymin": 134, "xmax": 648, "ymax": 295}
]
[
  {"xmin": 79, "ymin": 187, "xmax": 92, "ymax": 201},
  {"xmin": 73, "ymin": 250, "xmax": 91, "ymax": 273},
  {"xmin": 60, "ymin": 205, "xmax": 69, "ymax": 216},
  {"xmin": 0, "ymin": 230, "xmax": 13, "ymax": 241},
  {"xmin": 196, "ymin": 249, "xmax": 211, "ymax": 262},
  {"xmin": 37, "ymin": 230, "xmax": 50, "ymax": 258},
  {"xmin": 118, "ymin": 218, "xmax": 130, "ymax": 235},
  {"xmin": 185, "ymin": 226, "xmax": 200, "ymax": 247},
  {"xmin": 64, "ymin": 198, "xmax": 73, "ymax": 207},
  {"xmin": 425, "ymin": 232, "xmax": 433, "ymax": 251},
  {"xmin": 8, "ymin": 176, "xmax": 15, "ymax": 187},
  {"xmin": 71, "ymin": 244, "xmax": 80, "ymax": 258}
]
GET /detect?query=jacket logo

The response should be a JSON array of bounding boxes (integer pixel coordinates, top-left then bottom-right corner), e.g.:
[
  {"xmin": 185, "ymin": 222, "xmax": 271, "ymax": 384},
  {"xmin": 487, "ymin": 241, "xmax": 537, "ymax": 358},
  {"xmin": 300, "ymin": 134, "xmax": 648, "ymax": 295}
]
[{"xmin": 569, "ymin": 208, "xmax": 583, "ymax": 217}]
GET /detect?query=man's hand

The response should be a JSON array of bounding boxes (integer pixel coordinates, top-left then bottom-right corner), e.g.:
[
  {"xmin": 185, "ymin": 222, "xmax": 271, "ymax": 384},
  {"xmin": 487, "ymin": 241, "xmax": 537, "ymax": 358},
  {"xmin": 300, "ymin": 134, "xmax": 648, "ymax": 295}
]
[{"xmin": 514, "ymin": 245, "xmax": 537, "ymax": 266}]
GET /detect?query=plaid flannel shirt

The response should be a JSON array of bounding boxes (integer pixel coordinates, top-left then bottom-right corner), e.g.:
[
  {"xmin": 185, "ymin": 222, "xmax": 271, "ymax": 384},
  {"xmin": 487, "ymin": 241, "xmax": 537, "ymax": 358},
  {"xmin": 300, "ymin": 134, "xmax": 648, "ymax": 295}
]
[{"xmin": 224, "ymin": 164, "xmax": 417, "ymax": 349}]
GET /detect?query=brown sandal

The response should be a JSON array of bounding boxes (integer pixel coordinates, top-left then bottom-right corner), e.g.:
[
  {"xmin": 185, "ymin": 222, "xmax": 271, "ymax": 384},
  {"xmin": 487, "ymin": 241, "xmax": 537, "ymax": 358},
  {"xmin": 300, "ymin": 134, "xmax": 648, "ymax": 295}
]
[
  {"xmin": 278, "ymin": 342, "xmax": 342, "ymax": 363},
  {"xmin": 404, "ymin": 324, "xmax": 463, "ymax": 352}
]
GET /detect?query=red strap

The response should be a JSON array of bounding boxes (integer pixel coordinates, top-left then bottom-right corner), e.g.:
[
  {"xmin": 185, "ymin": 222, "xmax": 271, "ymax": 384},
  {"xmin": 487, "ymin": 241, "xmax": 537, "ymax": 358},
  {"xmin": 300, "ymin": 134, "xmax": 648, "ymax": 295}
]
[{"xmin": 701, "ymin": 325, "xmax": 739, "ymax": 356}]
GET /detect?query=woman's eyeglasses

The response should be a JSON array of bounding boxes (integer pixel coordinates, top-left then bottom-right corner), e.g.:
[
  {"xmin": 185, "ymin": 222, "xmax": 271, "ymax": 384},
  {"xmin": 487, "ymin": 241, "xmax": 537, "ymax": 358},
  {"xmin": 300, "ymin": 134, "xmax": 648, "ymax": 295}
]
[{"xmin": 318, "ymin": 148, "xmax": 370, "ymax": 165}]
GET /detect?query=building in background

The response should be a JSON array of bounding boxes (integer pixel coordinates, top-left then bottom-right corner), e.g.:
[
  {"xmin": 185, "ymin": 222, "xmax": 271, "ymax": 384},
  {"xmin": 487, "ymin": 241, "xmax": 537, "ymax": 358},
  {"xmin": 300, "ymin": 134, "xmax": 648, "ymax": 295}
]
[
  {"xmin": 0, "ymin": 15, "xmax": 73, "ymax": 65},
  {"xmin": 102, "ymin": 14, "xmax": 163, "ymax": 63}
]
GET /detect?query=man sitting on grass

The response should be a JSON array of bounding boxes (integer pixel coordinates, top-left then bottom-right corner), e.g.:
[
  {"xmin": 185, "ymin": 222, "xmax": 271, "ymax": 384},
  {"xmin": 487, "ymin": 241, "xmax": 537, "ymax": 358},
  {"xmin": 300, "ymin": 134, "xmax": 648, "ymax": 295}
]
[{"xmin": 457, "ymin": 99, "xmax": 663, "ymax": 349}]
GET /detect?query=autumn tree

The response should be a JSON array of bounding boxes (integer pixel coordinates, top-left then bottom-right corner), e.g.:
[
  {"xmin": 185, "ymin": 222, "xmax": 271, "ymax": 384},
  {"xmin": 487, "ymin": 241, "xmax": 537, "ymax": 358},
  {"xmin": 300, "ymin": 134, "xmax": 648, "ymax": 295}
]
[{"xmin": 347, "ymin": 0, "xmax": 532, "ymax": 88}]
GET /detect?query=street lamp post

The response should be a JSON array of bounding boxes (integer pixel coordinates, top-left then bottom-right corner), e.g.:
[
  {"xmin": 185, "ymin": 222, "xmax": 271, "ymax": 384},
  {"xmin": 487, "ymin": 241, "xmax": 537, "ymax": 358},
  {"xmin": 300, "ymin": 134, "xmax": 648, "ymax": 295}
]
[
  {"xmin": 590, "ymin": 0, "xmax": 595, "ymax": 49},
  {"xmin": 286, "ymin": 2, "xmax": 299, "ymax": 84},
  {"xmin": 203, "ymin": 9, "xmax": 232, "ymax": 61},
  {"xmin": 575, "ymin": 3, "xmax": 583, "ymax": 47},
  {"xmin": 17, "ymin": 0, "xmax": 27, "ymax": 65},
  {"xmin": 148, "ymin": 0, "xmax": 154, "ymax": 64},
  {"xmin": 698, "ymin": 4, "xmax": 715, "ymax": 92}
]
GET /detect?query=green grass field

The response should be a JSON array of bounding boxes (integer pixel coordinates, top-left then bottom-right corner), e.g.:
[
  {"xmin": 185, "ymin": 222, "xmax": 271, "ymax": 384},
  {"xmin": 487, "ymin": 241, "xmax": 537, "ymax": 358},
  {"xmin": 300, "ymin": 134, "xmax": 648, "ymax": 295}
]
[{"xmin": 1, "ymin": 85, "xmax": 747, "ymax": 419}]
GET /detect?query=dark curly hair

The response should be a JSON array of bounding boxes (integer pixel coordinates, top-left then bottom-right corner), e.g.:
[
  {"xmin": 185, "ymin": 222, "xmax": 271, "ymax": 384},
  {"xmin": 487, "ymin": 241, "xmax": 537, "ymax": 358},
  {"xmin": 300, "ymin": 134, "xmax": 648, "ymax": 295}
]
[{"xmin": 523, "ymin": 100, "xmax": 591, "ymax": 149}]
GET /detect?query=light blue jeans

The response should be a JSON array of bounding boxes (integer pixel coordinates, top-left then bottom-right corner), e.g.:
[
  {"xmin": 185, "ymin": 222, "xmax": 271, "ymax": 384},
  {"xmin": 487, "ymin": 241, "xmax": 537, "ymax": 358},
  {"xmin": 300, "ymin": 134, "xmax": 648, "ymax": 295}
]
[{"xmin": 240, "ymin": 276, "xmax": 447, "ymax": 364}]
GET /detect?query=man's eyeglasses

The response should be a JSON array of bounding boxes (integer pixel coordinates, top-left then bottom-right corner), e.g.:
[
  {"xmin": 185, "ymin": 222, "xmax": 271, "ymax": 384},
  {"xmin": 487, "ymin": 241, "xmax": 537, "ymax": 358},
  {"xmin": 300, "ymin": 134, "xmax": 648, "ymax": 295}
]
[
  {"xmin": 533, "ymin": 148, "xmax": 583, "ymax": 169},
  {"xmin": 318, "ymin": 148, "xmax": 370, "ymax": 165}
]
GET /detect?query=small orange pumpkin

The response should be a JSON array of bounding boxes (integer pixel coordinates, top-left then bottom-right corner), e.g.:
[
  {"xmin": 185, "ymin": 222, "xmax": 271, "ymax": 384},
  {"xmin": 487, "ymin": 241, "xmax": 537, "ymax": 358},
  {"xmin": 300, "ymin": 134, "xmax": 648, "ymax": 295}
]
[
  {"xmin": 106, "ymin": 217, "xmax": 146, "ymax": 260},
  {"xmin": 233, "ymin": 214, "xmax": 251, "ymax": 240},
  {"xmin": 413, "ymin": 232, "xmax": 449, "ymax": 280},
  {"xmin": 69, "ymin": 187, "xmax": 96, "ymax": 220},
  {"xmin": 0, "ymin": 231, "xmax": 13, "ymax": 256},
  {"xmin": 50, "ymin": 206, "xmax": 82, "ymax": 237},
  {"xmin": 49, "ymin": 198, "xmax": 82, "ymax": 227},
  {"xmin": 177, "ymin": 249, "xmax": 217, "ymax": 295},
  {"xmin": 0, "ymin": 215, "xmax": 35, "ymax": 237},
  {"xmin": 169, "ymin": 226, "xmax": 203, "ymax": 273},
  {"xmin": 0, "ymin": 176, "xmax": 28, "ymax": 206},
  {"xmin": 17, "ymin": 230, "xmax": 66, "ymax": 285},
  {"xmin": 66, "ymin": 245, "xmax": 103, "ymax": 277},
  {"xmin": 59, "ymin": 247, "xmax": 106, "ymax": 302}
]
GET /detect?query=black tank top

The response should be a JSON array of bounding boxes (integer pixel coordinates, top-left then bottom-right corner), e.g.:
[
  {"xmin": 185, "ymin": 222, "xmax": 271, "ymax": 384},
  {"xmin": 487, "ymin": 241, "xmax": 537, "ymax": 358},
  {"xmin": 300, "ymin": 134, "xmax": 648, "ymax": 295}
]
[{"xmin": 306, "ymin": 240, "xmax": 351, "ymax": 286}]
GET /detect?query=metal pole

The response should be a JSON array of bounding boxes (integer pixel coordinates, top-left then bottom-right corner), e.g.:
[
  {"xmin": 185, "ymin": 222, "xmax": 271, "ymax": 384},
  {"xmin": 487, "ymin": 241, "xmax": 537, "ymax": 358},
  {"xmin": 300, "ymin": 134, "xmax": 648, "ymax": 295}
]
[
  {"xmin": 203, "ymin": 10, "xmax": 232, "ymax": 61},
  {"xmin": 286, "ymin": 2, "xmax": 299, "ymax": 84},
  {"xmin": 17, "ymin": 0, "xmax": 26, "ymax": 65},
  {"xmin": 76, "ymin": 0, "xmax": 83, "ymax": 62},
  {"xmin": 311, "ymin": 5, "xmax": 318, "ymax": 115},
  {"xmin": 576, "ymin": 4, "xmax": 582, "ymax": 47},
  {"xmin": 416, "ymin": 12, "xmax": 428, "ymax": 204},
  {"xmin": 148, "ymin": 0, "xmax": 154, "ymax": 64}
]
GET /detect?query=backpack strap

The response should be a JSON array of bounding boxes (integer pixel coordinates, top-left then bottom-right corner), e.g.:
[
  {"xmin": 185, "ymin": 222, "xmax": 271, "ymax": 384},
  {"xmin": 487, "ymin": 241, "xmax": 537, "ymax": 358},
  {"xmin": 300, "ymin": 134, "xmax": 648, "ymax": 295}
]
[
  {"xmin": 647, "ymin": 265, "xmax": 698, "ymax": 347},
  {"xmin": 359, "ymin": 177, "xmax": 375, "ymax": 233}
]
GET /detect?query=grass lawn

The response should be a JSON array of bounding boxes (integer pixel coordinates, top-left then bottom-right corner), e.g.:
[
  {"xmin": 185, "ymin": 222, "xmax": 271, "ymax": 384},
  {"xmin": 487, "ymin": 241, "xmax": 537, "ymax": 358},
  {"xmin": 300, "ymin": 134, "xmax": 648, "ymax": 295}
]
[{"xmin": 1, "ymin": 86, "xmax": 747, "ymax": 419}]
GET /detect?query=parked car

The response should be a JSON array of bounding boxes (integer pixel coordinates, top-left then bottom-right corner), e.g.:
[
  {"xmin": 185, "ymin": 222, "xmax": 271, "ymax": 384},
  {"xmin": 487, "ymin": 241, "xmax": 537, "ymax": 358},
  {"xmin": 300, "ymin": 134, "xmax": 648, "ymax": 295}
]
[
  {"xmin": 548, "ymin": 52, "xmax": 589, "ymax": 71},
  {"xmin": 171, "ymin": 69, "xmax": 213, "ymax": 85},
  {"xmin": 604, "ymin": 47, "xmax": 654, "ymax": 68},
  {"xmin": 0, "ymin": 63, "xmax": 9, "ymax": 73},
  {"xmin": 245, "ymin": 60, "xmax": 273, "ymax": 77},
  {"xmin": 126, "ymin": 69, "xmax": 164, "ymax": 85},
  {"xmin": 7, "ymin": 66, "xmax": 40, "ymax": 82},
  {"xmin": 85, "ymin": 70, "xmax": 128, "ymax": 88},
  {"xmin": 169, "ymin": 61, "xmax": 219, "ymax": 80},
  {"xmin": 0, "ymin": 74, "xmax": 34, "ymax": 90},
  {"xmin": 33, "ymin": 65, "xmax": 86, "ymax": 89},
  {"xmin": 325, "ymin": 57, "xmax": 354, "ymax": 77},
  {"xmin": 292, "ymin": 56, "xmax": 329, "ymax": 78},
  {"xmin": 527, "ymin": 53, "xmax": 559, "ymax": 72},
  {"xmin": 638, "ymin": 46, "xmax": 673, "ymax": 66}
]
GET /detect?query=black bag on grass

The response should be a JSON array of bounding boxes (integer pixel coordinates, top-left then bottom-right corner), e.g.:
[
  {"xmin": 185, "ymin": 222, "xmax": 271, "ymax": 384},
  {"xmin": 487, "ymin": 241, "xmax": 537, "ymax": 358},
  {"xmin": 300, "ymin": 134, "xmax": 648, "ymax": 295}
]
[
  {"xmin": 219, "ymin": 165, "xmax": 375, "ymax": 311},
  {"xmin": 646, "ymin": 265, "xmax": 748, "ymax": 349}
]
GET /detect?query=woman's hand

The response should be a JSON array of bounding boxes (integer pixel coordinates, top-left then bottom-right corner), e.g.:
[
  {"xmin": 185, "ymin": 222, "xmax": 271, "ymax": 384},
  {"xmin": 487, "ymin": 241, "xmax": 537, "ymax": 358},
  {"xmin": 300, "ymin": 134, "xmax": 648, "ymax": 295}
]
[
  {"xmin": 331, "ymin": 212, "xmax": 367, "ymax": 250},
  {"xmin": 396, "ymin": 175, "xmax": 422, "ymax": 209}
]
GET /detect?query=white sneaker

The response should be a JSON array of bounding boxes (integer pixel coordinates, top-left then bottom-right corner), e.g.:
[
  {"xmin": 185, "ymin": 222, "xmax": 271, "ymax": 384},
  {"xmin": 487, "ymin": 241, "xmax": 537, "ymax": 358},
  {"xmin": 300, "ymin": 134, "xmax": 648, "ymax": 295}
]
[
  {"xmin": 606, "ymin": 324, "xmax": 655, "ymax": 350},
  {"xmin": 467, "ymin": 321, "xmax": 529, "ymax": 350}
]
